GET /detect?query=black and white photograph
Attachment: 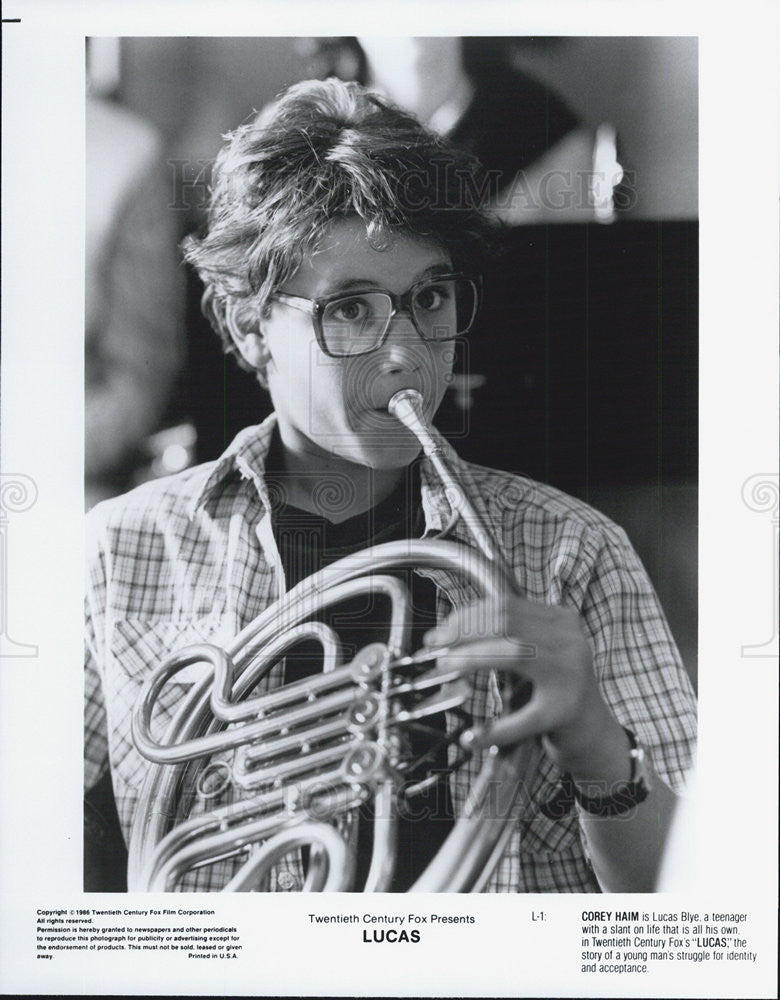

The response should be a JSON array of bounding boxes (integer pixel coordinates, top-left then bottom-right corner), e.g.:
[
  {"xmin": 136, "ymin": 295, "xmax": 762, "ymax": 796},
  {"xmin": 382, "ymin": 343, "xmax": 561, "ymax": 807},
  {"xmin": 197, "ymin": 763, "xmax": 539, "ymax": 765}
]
[
  {"xmin": 83, "ymin": 34, "xmax": 699, "ymax": 896},
  {"xmin": 1, "ymin": 2, "xmax": 778, "ymax": 997}
]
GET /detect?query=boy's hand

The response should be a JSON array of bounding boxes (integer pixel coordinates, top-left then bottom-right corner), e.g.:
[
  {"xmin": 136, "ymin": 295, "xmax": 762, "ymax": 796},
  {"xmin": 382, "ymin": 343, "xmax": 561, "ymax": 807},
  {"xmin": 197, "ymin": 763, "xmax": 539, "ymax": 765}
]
[{"xmin": 424, "ymin": 597, "xmax": 628, "ymax": 782}]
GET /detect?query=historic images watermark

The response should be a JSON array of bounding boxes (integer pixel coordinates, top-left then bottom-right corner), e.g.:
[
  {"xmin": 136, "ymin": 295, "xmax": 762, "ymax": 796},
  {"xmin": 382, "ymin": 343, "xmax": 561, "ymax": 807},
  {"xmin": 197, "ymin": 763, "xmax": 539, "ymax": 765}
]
[
  {"xmin": 0, "ymin": 473, "xmax": 39, "ymax": 658},
  {"xmin": 166, "ymin": 159, "xmax": 637, "ymax": 217},
  {"xmin": 740, "ymin": 474, "xmax": 779, "ymax": 659}
]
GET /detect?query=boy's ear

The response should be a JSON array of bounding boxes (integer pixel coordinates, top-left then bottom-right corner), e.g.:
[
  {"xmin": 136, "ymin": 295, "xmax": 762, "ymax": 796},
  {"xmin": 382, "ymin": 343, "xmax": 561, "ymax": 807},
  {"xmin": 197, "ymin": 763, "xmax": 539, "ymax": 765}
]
[{"xmin": 224, "ymin": 297, "xmax": 270, "ymax": 371}]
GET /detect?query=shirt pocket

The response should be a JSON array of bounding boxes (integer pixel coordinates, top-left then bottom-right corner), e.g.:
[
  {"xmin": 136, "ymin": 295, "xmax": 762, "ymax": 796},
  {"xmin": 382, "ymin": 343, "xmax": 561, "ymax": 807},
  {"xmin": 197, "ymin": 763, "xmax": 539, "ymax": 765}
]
[{"xmin": 106, "ymin": 614, "xmax": 230, "ymax": 793}]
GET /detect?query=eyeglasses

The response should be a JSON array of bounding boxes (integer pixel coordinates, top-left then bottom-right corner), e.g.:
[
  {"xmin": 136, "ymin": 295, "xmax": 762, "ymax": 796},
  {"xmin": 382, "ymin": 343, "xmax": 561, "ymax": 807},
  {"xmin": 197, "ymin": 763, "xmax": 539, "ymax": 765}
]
[{"xmin": 271, "ymin": 273, "xmax": 481, "ymax": 358}]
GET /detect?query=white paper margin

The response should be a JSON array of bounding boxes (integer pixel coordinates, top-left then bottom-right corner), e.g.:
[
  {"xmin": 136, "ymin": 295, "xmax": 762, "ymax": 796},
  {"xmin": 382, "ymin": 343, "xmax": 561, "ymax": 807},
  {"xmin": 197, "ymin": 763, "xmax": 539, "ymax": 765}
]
[{"xmin": 1, "ymin": 1, "xmax": 778, "ymax": 997}]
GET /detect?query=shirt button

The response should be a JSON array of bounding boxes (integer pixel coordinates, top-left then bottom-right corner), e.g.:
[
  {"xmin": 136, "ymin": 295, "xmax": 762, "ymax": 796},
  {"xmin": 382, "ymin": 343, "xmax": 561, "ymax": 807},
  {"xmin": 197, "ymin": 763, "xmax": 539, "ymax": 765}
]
[{"xmin": 276, "ymin": 870, "xmax": 298, "ymax": 890}]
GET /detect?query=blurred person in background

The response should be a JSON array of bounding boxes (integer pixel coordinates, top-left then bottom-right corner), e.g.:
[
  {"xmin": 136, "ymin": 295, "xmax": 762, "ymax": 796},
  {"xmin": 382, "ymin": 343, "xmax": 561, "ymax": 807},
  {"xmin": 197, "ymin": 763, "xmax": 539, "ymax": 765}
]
[
  {"xmin": 355, "ymin": 36, "xmax": 596, "ymax": 223},
  {"xmin": 85, "ymin": 92, "xmax": 185, "ymax": 510}
]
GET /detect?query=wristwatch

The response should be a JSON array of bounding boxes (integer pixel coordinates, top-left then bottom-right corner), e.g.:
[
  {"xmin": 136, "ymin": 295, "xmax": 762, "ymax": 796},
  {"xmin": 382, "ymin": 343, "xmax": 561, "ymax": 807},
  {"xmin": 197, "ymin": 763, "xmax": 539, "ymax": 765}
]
[{"xmin": 540, "ymin": 727, "xmax": 652, "ymax": 819}]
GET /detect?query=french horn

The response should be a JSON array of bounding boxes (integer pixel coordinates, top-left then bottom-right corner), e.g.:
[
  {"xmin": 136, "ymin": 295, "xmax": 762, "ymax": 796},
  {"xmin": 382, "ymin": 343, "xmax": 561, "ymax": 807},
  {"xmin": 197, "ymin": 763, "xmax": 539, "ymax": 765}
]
[{"xmin": 128, "ymin": 390, "xmax": 538, "ymax": 892}]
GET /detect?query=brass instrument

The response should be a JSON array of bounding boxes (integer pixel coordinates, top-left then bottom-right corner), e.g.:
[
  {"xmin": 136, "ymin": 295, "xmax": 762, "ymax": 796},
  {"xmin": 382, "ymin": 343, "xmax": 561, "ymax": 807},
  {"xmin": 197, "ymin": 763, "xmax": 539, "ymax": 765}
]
[{"xmin": 128, "ymin": 390, "xmax": 537, "ymax": 892}]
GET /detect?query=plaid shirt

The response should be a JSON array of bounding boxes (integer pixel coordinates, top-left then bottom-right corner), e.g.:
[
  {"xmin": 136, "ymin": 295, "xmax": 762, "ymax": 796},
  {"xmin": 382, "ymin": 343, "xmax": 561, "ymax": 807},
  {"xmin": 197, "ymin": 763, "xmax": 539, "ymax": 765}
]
[{"xmin": 85, "ymin": 414, "xmax": 696, "ymax": 892}]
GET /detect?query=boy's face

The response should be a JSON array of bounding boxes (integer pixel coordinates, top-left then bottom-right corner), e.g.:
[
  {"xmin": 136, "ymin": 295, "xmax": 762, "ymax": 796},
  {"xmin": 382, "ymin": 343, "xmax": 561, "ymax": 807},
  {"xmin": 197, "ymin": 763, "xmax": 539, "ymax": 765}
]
[{"xmin": 257, "ymin": 216, "xmax": 456, "ymax": 470}]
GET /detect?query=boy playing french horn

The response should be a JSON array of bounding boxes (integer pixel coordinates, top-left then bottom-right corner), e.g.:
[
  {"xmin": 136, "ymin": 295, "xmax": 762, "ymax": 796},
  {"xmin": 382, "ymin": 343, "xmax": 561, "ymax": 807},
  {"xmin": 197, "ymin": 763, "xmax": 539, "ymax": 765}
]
[{"xmin": 85, "ymin": 78, "xmax": 696, "ymax": 893}]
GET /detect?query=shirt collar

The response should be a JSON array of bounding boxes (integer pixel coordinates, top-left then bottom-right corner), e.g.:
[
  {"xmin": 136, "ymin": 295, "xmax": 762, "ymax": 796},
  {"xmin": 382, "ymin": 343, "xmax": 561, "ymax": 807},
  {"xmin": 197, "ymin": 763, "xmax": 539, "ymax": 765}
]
[
  {"xmin": 187, "ymin": 412, "xmax": 477, "ymax": 541},
  {"xmin": 187, "ymin": 412, "xmax": 279, "ymax": 518}
]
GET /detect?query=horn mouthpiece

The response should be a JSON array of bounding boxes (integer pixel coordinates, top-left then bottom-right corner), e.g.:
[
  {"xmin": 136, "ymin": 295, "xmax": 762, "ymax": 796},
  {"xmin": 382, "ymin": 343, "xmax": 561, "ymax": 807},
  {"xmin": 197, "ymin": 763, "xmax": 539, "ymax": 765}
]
[
  {"xmin": 387, "ymin": 388, "xmax": 423, "ymax": 421},
  {"xmin": 387, "ymin": 389, "xmax": 438, "ymax": 456}
]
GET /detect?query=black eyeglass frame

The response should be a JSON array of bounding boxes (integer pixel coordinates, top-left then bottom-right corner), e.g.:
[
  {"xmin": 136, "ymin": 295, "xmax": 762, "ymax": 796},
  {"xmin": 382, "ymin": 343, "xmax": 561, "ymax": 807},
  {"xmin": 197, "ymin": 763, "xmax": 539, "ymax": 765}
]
[{"xmin": 271, "ymin": 272, "xmax": 482, "ymax": 358}]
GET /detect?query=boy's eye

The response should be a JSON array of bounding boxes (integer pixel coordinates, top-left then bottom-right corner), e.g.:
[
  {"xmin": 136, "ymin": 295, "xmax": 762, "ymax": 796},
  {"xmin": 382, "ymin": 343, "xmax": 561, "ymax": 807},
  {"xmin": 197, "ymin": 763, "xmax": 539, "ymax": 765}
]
[
  {"xmin": 331, "ymin": 297, "xmax": 369, "ymax": 322},
  {"xmin": 414, "ymin": 285, "xmax": 448, "ymax": 312}
]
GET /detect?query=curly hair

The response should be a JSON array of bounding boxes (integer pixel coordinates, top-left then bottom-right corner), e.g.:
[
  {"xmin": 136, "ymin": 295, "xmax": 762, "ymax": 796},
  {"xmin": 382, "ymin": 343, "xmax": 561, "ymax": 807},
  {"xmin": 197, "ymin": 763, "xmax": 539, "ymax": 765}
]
[{"xmin": 182, "ymin": 77, "xmax": 500, "ymax": 380}]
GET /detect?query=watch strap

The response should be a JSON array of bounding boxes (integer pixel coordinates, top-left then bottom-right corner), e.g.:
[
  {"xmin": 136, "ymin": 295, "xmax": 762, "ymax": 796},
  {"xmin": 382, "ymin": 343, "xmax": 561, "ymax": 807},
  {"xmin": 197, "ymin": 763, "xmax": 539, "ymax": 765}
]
[{"xmin": 540, "ymin": 726, "xmax": 650, "ymax": 819}]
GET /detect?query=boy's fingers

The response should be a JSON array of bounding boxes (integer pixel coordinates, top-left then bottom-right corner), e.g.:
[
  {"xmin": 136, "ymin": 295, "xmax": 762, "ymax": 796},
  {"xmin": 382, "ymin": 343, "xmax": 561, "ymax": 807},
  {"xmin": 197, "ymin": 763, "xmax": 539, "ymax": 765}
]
[
  {"xmin": 423, "ymin": 600, "xmax": 504, "ymax": 647},
  {"xmin": 433, "ymin": 636, "xmax": 539, "ymax": 675},
  {"xmin": 462, "ymin": 701, "xmax": 544, "ymax": 749}
]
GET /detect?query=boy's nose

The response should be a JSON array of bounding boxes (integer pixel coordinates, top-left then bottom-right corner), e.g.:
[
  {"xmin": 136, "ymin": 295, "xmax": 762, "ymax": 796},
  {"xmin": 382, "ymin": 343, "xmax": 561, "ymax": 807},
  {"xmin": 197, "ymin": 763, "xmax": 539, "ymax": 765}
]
[
  {"xmin": 376, "ymin": 309, "xmax": 425, "ymax": 363},
  {"xmin": 374, "ymin": 344, "xmax": 421, "ymax": 377}
]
